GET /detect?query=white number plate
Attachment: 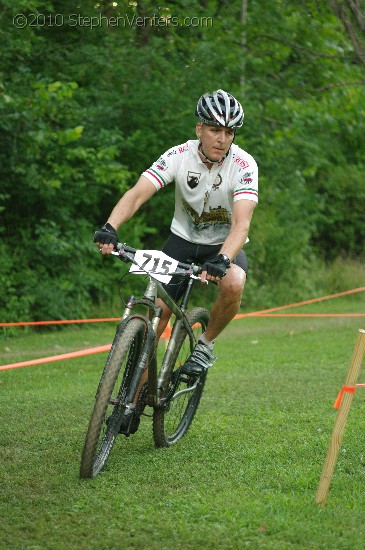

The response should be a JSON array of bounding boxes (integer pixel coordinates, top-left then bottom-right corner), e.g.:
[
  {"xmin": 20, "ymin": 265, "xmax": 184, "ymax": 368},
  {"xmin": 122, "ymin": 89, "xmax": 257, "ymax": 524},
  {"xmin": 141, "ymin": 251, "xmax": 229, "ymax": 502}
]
[{"xmin": 129, "ymin": 250, "xmax": 179, "ymax": 283}]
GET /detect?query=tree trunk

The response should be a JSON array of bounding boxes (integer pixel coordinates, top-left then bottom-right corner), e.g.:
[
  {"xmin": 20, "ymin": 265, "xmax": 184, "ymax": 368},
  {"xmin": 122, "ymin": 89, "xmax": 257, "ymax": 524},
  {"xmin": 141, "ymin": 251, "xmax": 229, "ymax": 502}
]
[
  {"xmin": 240, "ymin": 0, "xmax": 248, "ymax": 96},
  {"xmin": 328, "ymin": 0, "xmax": 365, "ymax": 67}
]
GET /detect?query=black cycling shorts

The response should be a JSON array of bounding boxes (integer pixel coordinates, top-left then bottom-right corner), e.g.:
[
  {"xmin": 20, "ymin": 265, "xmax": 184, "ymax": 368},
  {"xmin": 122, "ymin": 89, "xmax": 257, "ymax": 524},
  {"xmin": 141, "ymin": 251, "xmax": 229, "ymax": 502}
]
[{"xmin": 161, "ymin": 232, "xmax": 248, "ymax": 302}]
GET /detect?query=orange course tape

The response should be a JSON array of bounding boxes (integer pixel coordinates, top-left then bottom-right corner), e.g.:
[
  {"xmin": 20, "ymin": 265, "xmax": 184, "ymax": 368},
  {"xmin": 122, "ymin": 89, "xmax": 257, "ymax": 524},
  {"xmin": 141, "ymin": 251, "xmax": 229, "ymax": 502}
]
[
  {"xmin": 1, "ymin": 286, "xmax": 365, "ymax": 327},
  {"xmin": 245, "ymin": 314, "xmax": 365, "ymax": 317},
  {"xmin": 0, "ymin": 326, "xmax": 173, "ymax": 371},
  {"xmin": 1, "ymin": 286, "xmax": 364, "ymax": 371},
  {"xmin": 333, "ymin": 386, "xmax": 356, "ymax": 409},
  {"xmin": 0, "ymin": 318, "xmax": 120, "ymax": 327},
  {"xmin": 333, "ymin": 384, "xmax": 365, "ymax": 409},
  {"xmin": 235, "ymin": 286, "xmax": 365, "ymax": 319},
  {"xmin": 0, "ymin": 345, "xmax": 111, "ymax": 371}
]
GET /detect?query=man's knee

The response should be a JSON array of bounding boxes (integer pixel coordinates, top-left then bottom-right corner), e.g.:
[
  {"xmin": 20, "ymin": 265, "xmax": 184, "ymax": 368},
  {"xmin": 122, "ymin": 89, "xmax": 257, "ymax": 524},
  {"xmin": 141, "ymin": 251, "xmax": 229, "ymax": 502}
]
[{"xmin": 220, "ymin": 265, "xmax": 246, "ymax": 296}]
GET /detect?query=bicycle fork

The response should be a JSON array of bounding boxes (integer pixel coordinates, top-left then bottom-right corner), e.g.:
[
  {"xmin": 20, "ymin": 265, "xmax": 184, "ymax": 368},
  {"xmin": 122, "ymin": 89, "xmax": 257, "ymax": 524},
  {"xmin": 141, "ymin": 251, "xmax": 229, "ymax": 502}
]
[{"xmin": 120, "ymin": 283, "xmax": 162, "ymax": 414}]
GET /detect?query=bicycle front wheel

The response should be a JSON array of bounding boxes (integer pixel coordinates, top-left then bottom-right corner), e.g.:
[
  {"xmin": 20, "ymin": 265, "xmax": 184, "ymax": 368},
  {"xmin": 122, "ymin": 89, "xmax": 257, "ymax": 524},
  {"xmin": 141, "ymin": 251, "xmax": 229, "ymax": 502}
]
[
  {"xmin": 153, "ymin": 307, "xmax": 210, "ymax": 447},
  {"xmin": 80, "ymin": 318, "xmax": 146, "ymax": 478}
]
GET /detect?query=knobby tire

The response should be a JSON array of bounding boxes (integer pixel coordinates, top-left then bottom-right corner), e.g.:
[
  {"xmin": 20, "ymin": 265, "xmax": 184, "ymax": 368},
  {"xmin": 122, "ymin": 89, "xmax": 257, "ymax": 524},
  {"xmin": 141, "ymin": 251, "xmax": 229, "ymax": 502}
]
[
  {"xmin": 153, "ymin": 307, "xmax": 210, "ymax": 447},
  {"xmin": 80, "ymin": 318, "xmax": 146, "ymax": 478}
]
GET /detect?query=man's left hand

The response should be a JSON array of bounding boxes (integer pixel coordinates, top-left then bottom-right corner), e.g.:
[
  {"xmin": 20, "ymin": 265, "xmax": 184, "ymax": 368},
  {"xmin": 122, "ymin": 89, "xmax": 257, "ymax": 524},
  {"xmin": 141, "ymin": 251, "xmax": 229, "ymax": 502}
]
[{"xmin": 202, "ymin": 255, "xmax": 231, "ymax": 280}]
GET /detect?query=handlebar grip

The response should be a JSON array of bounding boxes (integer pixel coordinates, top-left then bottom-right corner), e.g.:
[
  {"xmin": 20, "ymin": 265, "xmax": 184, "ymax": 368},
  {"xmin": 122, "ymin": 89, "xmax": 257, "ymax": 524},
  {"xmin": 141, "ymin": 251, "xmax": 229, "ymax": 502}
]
[
  {"xmin": 175, "ymin": 263, "xmax": 203, "ymax": 275},
  {"xmin": 117, "ymin": 242, "xmax": 137, "ymax": 254}
]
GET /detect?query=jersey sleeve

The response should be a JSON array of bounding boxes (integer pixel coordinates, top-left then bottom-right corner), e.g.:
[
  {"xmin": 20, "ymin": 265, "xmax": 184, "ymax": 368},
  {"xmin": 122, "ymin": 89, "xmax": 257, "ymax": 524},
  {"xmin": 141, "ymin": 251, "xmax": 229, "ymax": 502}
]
[
  {"xmin": 232, "ymin": 156, "xmax": 259, "ymax": 203},
  {"xmin": 142, "ymin": 146, "xmax": 178, "ymax": 190}
]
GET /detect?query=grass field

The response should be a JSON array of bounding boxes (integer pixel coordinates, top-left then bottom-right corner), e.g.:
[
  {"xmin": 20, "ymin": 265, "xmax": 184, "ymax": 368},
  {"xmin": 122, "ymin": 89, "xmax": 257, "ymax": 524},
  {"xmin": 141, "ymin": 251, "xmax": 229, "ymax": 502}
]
[{"xmin": 1, "ymin": 292, "xmax": 365, "ymax": 549}]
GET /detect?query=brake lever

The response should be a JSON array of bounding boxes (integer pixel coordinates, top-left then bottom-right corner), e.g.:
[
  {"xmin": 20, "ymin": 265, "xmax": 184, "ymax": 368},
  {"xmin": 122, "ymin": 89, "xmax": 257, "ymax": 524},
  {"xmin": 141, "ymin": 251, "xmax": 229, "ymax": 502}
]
[{"xmin": 191, "ymin": 274, "xmax": 208, "ymax": 284}]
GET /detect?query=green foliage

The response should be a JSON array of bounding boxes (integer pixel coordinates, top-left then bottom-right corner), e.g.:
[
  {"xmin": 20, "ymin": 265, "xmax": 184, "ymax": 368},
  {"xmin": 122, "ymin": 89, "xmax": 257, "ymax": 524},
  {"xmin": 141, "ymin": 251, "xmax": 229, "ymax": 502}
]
[
  {"xmin": 313, "ymin": 166, "xmax": 365, "ymax": 259},
  {"xmin": 0, "ymin": 61, "xmax": 133, "ymax": 320},
  {"xmin": 0, "ymin": 0, "xmax": 364, "ymax": 321}
]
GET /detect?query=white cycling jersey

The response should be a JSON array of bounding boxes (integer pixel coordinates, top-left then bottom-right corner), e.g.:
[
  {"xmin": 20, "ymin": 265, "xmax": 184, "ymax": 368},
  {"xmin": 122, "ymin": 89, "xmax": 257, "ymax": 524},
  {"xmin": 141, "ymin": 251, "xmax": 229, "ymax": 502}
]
[{"xmin": 142, "ymin": 139, "xmax": 258, "ymax": 245}]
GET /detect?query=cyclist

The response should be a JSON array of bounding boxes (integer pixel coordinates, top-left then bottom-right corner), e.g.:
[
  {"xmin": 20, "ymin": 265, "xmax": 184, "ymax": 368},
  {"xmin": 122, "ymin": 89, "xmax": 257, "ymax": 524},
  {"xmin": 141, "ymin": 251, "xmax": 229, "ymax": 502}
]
[{"xmin": 94, "ymin": 89, "xmax": 258, "ymax": 376}]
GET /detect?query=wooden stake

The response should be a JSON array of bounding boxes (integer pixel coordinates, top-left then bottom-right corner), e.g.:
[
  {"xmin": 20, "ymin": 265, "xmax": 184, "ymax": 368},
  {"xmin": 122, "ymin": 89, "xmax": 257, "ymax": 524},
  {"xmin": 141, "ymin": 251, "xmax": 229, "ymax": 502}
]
[{"xmin": 316, "ymin": 329, "xmax": 365, "ymax": 507}]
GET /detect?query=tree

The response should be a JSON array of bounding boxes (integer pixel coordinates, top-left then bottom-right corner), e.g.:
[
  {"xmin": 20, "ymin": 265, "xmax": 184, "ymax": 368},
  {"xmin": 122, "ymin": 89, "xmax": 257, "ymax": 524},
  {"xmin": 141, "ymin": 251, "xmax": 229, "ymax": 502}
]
[
  {"xmin": 328, "ymin": 0, "xmax": 365, "ymax": 67},
  {"xmin": 1, "ymin": 0, "xmax": 364, "ymax": 320}
]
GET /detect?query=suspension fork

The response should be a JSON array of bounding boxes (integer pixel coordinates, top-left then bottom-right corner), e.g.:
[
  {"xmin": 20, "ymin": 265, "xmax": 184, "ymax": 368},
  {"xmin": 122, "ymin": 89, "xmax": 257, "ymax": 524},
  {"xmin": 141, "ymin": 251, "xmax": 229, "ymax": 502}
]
[
  {"xmin": 146, "ymin": 311, "xmax": 162, "ymax": 407},
  {"xmin": 142, "ymin": 278, "xmax": 163, "ymax": 407},
  {"xmin": 118, "ymin": 282, "xmax": 162, "ymax": 407},
  {"xmin": 124, "ymin": 318, "xmax": 156, "ymax": 404}
]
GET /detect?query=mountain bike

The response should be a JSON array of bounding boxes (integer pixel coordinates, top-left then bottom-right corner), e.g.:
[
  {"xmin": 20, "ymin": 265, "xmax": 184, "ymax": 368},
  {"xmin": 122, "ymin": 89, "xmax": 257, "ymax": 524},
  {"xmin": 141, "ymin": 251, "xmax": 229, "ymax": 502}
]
[{"xmin": 80, "ymin": 242, "xmax": 210, "ymax": 478}]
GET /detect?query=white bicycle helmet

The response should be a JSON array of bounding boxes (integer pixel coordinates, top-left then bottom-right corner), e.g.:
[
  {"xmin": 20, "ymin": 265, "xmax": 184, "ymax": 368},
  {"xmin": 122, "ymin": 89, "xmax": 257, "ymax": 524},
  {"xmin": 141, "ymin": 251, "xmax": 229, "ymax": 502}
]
[{"xmin": 196, "ymin": 89, "xmax": 244, "ymax": 129}]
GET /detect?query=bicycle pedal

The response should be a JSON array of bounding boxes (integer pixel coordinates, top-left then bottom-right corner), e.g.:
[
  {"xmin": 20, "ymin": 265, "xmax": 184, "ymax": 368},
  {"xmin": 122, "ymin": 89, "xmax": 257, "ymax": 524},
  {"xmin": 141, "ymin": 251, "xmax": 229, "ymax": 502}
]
[{"xmin": 119, "ymin": 412, "xmax": 140, "ymax": 436}]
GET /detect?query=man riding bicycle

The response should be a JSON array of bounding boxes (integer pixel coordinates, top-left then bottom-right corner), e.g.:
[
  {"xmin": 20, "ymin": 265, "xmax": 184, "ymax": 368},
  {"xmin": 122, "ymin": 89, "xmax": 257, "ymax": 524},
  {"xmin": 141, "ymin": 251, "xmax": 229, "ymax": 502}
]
[{"xmin": 95, "ymin": 89, "xmax": 258, "ymax": 376}]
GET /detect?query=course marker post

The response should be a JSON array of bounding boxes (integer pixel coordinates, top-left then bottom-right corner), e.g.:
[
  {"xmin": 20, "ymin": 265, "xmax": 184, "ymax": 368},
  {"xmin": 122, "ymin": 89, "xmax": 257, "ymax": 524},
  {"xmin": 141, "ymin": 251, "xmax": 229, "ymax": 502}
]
[{"xmin": 316, "ymin": 329, "xmax": 365, "ymax": 507}]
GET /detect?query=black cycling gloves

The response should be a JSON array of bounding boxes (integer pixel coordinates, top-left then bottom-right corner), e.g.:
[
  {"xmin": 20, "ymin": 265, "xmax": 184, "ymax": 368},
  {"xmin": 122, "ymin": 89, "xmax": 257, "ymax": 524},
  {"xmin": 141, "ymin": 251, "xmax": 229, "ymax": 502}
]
[
  {"xmin": 202, "ymin": 254, "xmax": 231, "ymax": 278},
  {"xmin": 93, "ymin": 223, "xmax": 118, "ymax": 248}
]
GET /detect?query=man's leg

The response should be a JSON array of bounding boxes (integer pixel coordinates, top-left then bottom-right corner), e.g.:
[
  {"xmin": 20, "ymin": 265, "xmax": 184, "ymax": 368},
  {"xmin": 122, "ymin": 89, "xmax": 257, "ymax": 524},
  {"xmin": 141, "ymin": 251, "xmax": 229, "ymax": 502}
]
[
  {"xmin": 155, "ymin": 265, "xmax": 246, "ymax": 343},
  {"xmin": 204, "ymin": 264, "xmax": 246, "ymax": 341},
  {"xmin": 181, "ymin": 265, "xmax": 246, "ymax": 376}
]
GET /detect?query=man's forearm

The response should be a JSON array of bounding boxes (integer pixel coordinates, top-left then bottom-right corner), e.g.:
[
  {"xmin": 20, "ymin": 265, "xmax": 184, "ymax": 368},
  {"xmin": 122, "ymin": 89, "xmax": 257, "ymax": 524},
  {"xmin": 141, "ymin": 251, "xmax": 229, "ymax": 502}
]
[
  {"xmin": 107, "ymin": 189, "xmax": 139, "ymax": 230},
  {"xmin": 106, "ymin": 176, "xmax": 157, "ymax": 231},
  {"xmin": 219, "ymin": 225, "xmax": 249, "ymax": 260}
]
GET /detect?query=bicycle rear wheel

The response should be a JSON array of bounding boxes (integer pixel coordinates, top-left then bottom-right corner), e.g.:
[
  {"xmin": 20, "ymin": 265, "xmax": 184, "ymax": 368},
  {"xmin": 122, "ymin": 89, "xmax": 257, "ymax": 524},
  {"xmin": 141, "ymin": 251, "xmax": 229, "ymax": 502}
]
[
  {"xmin": 80, "ymin": 318, "xmax": 146, "ymax": 478},
  {"xmin": 153, "ymin": 307, "xmax": 210, "ymax": 447}
]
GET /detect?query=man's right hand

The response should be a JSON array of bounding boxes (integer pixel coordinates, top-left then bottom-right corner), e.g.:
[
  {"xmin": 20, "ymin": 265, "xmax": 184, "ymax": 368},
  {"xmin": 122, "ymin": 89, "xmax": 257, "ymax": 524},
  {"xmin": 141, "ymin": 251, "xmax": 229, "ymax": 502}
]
[{"xmin": 93, "ymin": 223, "xmax": 118, "ymax": 254}]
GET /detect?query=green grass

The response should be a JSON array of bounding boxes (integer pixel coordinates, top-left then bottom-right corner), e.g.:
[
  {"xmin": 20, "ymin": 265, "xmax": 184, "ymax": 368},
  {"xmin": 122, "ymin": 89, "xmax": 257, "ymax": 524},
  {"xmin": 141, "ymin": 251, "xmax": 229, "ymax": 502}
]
[{"xmin": 1, "ymin": 294, "xmax": 365, "ymax": 549}]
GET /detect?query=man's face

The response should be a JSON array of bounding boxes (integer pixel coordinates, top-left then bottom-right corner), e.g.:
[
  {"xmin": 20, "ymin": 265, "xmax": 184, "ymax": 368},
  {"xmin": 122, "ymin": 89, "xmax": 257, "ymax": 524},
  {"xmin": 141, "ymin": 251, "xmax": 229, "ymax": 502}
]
[{"xmin": 196, "ymin": 123, "xmax": 235, "ymax": 161}]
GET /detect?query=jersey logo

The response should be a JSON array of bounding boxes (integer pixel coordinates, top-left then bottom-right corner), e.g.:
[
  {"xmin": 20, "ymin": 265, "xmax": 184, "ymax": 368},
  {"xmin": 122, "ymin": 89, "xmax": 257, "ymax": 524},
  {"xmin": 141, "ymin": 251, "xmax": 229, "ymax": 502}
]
[
  {"xmin": 213, "ymin": 174, "xmax": 222, "ymax": 190},
  {"xmin": 187, "ymin": 171, "xmax": 201, "ymax": 189},
  {"xmin": 234, "ymin": 156, "xmax": 249, "ymax": 169},
  {"xmin": 239, "ymin": 171, "xmax": 253, "ymax": 184},
  {"xmin": 178, "ymin": 143, "xmax": 189, "ymax": 154},
  {"xmin": 156, "ymin": 157, "xmax": 167, "ymax": 171}
]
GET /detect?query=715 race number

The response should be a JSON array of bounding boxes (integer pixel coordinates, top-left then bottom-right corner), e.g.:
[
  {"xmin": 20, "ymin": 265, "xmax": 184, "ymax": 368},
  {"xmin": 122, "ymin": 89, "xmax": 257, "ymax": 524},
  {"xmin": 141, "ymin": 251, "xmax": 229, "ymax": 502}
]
[{"xmin": 129, "ymin": 250, "xmax": 178, "ymax": 283}]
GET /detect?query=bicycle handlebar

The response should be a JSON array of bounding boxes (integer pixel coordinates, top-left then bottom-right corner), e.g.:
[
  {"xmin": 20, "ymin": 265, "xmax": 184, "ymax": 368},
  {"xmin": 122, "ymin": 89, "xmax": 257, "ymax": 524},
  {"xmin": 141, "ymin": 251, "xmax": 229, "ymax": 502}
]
[{"xmin": 115, "ymin": 242, "xmax": 203, "ymax": 276}]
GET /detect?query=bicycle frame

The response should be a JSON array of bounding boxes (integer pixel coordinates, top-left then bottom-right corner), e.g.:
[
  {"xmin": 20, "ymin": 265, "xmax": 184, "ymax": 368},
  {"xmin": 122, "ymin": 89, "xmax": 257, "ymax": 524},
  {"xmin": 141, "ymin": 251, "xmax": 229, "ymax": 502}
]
[
  {"xmin": 117, "ymin": 246, "xmax": 200, "ymax": 409},
  {"xmin": 80, "ymin": 242, "xmax": 210, "ymax": 478}
]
